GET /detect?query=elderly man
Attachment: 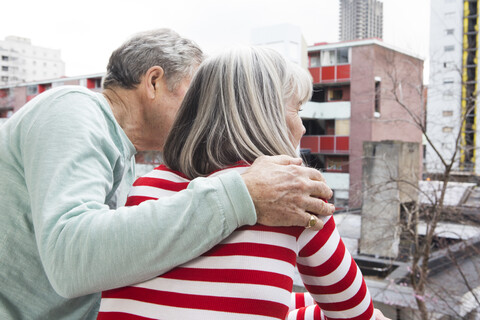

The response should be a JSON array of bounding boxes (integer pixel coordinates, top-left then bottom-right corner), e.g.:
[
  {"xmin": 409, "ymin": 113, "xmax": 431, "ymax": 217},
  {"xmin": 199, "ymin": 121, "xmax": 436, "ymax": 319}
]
[{"xmin": 0, "ymin": 29, "xmax": 334, "ymax": 319}]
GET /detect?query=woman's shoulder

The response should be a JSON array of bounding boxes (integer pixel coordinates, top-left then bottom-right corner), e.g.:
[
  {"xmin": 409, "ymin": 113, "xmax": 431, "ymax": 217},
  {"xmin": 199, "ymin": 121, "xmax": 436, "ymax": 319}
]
[{"xmin": 207, "ymin": 162, "xmax": 251, "ymax": 177}]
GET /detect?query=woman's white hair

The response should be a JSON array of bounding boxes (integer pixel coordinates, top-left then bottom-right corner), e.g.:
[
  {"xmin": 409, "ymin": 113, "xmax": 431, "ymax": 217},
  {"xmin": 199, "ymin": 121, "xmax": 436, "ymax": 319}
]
[
  {"xmin": 103, "ymin": 28, "xmax": 203, "ymax": 91},
  {"xmin": 163, "ymin": 46, "xmax": 312, "ymax": 179}
]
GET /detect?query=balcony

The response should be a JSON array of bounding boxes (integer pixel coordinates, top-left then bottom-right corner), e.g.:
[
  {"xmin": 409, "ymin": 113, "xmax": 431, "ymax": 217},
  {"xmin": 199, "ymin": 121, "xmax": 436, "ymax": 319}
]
[
  {"xmin": 309, "ymin": 64, "xmax": 351, "ymax": 84},
  {"xmin": 300, "ymin": 101, "xmax": 351, "ymax": 119},
  {"xmin": 322, "ymin": 172, "xmax": 350, "ymax": 191},
  {"xmin": 301, "ymin": 135, "xmax": 349, "ymax": 154}
]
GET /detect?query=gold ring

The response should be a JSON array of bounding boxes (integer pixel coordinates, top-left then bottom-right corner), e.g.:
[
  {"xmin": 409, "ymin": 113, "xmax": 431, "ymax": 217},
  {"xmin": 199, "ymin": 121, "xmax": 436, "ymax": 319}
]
[{"xmin": 306, "ymin": 215, "xmax": 317, "ymax": 228}]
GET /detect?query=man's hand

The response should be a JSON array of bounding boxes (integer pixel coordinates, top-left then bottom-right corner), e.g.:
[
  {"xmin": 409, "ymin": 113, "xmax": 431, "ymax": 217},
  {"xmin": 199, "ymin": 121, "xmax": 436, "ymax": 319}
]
[{"xmin": 241, "ymin": 155, "xmax": 335, "ymax": 230}]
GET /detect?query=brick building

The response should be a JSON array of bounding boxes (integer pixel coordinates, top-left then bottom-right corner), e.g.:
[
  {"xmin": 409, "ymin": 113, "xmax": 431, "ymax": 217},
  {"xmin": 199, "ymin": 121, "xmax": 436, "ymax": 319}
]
[{"xmin": 301, "ymin": 38, "xmax": 424, "ymax": 208}]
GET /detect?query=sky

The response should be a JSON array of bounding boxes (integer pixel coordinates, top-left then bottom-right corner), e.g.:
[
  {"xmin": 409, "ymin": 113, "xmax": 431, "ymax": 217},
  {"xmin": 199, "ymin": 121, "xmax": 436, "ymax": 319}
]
[{"xmin": 0, "ymin": 0, "xmax": 430, "ymax": 77}]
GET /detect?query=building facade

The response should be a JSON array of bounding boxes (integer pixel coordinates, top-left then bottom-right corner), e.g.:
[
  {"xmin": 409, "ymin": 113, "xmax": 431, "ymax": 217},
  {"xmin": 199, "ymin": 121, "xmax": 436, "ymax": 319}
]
[
  {"xmin": 427, "ymin": 0, "xmax": 479, "ymax": 176},
  {"xmin": 302, "ymin": 39, "xmax": 424, "ymax": 208},
  {"xmin": 339, "ymin": 0, "xmax": 383, "ymax": 41},
  {"xmin": 0, "ymin": 73, "xmax": 103, "ymax": 118},
  {"xmin": 0, "ymin": 36, "xmax": 65, "ymax": 86}
]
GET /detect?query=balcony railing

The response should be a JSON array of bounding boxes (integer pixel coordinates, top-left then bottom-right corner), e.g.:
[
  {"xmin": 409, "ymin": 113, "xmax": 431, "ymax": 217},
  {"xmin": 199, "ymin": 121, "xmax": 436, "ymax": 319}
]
[
  {"xmin": 299, "ymin": 101, "xmax": 351, "ymax": 119},
  {"xmin": 322, "ymin": 172, "xmax": 350, "ymax": 191},
  {"xmin": 309, "ymin": 64, "xmax": 351, "ymax": 84},
  {"xmin": 301, "ymin": 135, "xmax": 349, "ymax": 154}
]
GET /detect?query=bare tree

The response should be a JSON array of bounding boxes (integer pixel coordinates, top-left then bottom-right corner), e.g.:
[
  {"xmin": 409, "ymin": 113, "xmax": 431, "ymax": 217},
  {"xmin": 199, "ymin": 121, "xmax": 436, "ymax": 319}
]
[{"xmin": 360, "ymin": 48, "xmax": 480, "ymax": 319}]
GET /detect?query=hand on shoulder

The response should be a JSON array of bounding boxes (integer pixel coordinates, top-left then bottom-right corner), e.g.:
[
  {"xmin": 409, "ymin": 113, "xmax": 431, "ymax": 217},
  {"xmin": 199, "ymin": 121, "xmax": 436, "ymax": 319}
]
[{"xmin": 241, "ymin": 155, "xmax": 335, "ymax": 230}]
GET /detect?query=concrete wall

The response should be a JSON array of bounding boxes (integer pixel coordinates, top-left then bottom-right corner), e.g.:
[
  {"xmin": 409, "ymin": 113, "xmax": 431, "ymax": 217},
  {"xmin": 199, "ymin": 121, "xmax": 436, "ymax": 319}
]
[{"xmin": 360, "ymin": 140, "xmax": 420, "ymax": 258}]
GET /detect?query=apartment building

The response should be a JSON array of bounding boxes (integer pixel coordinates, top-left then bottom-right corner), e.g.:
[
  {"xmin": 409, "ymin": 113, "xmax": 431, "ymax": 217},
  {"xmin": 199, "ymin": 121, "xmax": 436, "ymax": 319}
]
[
  {"xmin": 302, "ymin": 39, "xmax": 424, "ymax": 208},
  {"xmin": 339, "ymin": 0, "xmax": 383, "ymax": 41},
  {"xmin": 0, "ymin": 36, "xmax": 65, "ymax": 86},
  {"xmin": 0, "ymin": 73, "xmax": 103, "ymax": 118},
  {"xmin": 427, "ymin": 0, "xmax": 479, "ymax": 176}
]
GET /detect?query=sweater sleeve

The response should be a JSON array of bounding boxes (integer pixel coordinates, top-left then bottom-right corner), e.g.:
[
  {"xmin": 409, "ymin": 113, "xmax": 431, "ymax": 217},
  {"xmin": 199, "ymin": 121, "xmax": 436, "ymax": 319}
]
[
  {"xmin": 296, "ymin": 217, "xmax": 375, "ymax": 320},
  {"xmin": 288, "ymin": 292, "xmax": 325, "ymax": 320},
  {"xmin": 22, "ymin": 93, "xmax": 256, "ymax": 298}
]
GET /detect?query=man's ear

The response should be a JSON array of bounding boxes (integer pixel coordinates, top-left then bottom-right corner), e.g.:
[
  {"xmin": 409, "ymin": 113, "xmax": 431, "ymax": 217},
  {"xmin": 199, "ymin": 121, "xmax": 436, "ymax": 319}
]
[{"xmin": 143, "ymin": 66, "xmax": 165, "ymax": 99}]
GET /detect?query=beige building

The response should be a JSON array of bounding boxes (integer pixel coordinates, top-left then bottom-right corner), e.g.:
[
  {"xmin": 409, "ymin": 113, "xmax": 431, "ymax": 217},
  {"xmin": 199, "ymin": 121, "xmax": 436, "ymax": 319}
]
[{"xmin": 0, "ymin": 36, "xmax": 65, "ymax": 86}]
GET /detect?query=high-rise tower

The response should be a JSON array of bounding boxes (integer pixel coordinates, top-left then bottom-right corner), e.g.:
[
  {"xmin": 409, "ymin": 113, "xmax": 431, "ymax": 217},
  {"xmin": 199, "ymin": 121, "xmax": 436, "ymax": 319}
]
[
  {"xmin": 426, "ymin": 0, "xmax": 479, "ymax": 175},
  {"xmin": 339, "ymin": 0, "xmax": 383, "ymax": 41}
]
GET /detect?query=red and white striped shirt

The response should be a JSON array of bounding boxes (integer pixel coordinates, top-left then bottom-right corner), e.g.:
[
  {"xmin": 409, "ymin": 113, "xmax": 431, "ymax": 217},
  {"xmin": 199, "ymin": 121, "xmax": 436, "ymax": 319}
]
[{"xmin": 98, "ymin": 165, "xmax": 374, "ymax": 320}]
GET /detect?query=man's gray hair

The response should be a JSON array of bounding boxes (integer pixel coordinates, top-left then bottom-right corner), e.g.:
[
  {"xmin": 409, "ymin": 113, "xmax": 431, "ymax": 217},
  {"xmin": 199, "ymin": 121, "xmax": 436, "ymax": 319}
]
[
  {"xmin": 103, "ymin": 28, "xmax": 203, "ymax": 91},
  {"xmin": 163, "ymin": 46, "xmax": 313, "ymax": 179}
]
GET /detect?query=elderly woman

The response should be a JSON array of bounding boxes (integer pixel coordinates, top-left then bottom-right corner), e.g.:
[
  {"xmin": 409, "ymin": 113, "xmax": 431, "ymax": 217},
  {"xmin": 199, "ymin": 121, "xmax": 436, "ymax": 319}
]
[{"xmin": 98, "ymin": 47, "xmax": 381, "ymax": 320}]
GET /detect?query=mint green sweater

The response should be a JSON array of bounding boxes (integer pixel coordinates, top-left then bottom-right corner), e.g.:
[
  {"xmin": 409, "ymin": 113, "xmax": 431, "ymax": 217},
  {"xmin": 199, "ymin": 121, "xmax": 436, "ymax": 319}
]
[{"xmin": 0, "ymin": 86, "xmax": 256, "ymax": 319}]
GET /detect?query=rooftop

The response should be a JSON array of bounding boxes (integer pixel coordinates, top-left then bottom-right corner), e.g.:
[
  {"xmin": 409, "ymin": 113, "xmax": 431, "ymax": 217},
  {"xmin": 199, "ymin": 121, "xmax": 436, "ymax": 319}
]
[{"xmin": 308, "ymin": 38, "xmax": 424, "ymax": 61}]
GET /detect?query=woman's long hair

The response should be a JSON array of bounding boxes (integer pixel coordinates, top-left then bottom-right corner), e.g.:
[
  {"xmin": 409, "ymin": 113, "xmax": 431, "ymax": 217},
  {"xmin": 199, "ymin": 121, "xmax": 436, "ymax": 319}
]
[{"xmin": 163, "ymin": 46, "xmax": 312, "ymax": 179}]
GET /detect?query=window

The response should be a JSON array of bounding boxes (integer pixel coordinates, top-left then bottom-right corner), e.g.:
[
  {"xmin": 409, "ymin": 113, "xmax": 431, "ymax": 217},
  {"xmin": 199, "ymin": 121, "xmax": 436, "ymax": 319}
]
[
  {"xmin": 26, "ymin": 85, "xmax": 38, "ymax": 95},
  {"xmin": 309, "ymin": 52, "xmax": 320, "ymax": 67},
  {"xmin": 336, "ymin": 47, "xmax": 349, "ymax": 64},
  {"xmin": 335, "ymin": 119, "xmax": 350, "ymax": 135},
  {"xmin": 443, "ymin": 78, "xmax": 454, "ymax": 84},
  {"xmin": 325, "ymin": 156, "xmax": 349, "ymax": 173},
  {"xmin": 321, "ymin": 50, "xmax": 336, "ymax": 66},
  {"xmin": 1, "ymin": 66, "xmax": 8, "ymax": 71},
  {"xmin": 325, "ymin": 120, "xmax": 335, "ymax": 135},
  {"xmin": 1, "ymin": 55, "xmax": 8, "ymax": 61},
  {"xmin": 375, "ymin": 79, "xmax": 381, "ymax": 114},
  {"xmin": 445, "ymin": 29, "xmax": 454, "ymax": 35},
  {"xmin": 443, "ymin": 61, "xmax": 455, "ymax": 69},
  {"xmin": 87, "ymin": 77, "xmax": 103, "ymax": 89},
  {"xmin": 442, "ymin": 126, "xmax": 453, "ymax": 133},
  {"xmin": 1, "ymin": 76, "xmax": 8, "ymax": 82},
  {"xmin": 443, "ymin": 110, "xmax": 453, "ymax": 117},
  {"xmin": 444, "ymin": 45, "xmax": 455, "ymax": 52},
  {"xmin": 311, "ymin": 87, "xmax": 326, "ymax": 102},
  {"xmin": 329, "ymin": 89, "xmax": 343, "ymax": 101}
]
